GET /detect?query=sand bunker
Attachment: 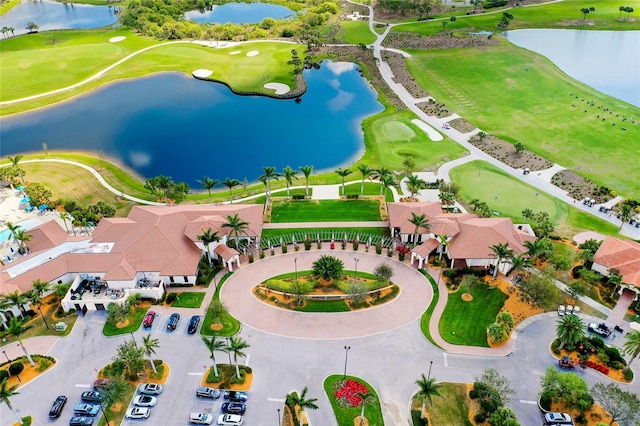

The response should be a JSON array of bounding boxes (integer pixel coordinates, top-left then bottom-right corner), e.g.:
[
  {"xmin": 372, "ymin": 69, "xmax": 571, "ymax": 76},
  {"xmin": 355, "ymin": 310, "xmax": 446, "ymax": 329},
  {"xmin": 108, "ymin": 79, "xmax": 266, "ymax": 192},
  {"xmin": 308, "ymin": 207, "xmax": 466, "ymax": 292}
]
[
  {"xmin": 411, "ymin": 119, "xmax": 444, "ymax": 141},
  {"xmin": 264, "ymin": 83, "xmax": 290, "ymax": 95},
  {"xmin": 193, "ymin": 69, "xmax": 213, "ymax": 78},
  {"xmin": 246, "ymin": 51, "xmax": 259, "ymax": 57},
  {"xmin": 229, "ymin": 51, "xmax": 241, "ymax": 55},
  {"xmin": 109, "ymin": 36, "xmax": 126, "ymax": 43}
]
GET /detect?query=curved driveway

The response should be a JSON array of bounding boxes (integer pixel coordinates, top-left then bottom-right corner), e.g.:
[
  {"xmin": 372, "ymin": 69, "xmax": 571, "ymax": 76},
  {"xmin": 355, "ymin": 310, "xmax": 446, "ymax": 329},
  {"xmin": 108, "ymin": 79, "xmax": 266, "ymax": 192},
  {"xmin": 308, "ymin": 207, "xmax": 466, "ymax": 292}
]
[{"xmin": 220, "ymin": 251, "xmax": 432, "ymax": 339}]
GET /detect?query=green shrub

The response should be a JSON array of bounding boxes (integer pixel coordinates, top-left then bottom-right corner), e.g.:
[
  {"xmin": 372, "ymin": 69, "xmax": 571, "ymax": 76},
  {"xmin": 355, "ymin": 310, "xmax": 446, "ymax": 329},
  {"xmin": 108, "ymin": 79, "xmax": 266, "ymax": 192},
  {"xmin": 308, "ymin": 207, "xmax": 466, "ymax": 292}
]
[
  {"xmin": 166, "ymin": 293, "xmax": 177, "ymax": 304},
  {"xmin": 0, "ymin": 370, "xmax": 9, "ymax": 382},
  {"xmin": 8, "ymin": 362, "xmax": 24, "ymax": 376}
]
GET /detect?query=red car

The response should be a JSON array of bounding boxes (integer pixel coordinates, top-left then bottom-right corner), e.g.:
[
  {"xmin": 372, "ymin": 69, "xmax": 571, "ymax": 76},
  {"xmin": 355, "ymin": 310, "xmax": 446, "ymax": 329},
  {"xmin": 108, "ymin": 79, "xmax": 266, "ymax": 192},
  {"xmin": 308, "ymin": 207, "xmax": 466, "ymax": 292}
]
[{"xmin": 143, "ymin": 311, "xmax": 156, "ymax": 328}]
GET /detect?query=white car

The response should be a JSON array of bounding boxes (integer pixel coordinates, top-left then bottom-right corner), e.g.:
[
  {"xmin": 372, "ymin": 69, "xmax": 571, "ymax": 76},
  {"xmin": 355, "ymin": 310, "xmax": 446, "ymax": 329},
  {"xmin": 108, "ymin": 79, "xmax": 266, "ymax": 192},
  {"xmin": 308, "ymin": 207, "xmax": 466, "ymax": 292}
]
[
  {"xmin": 139, "ymin": 383, "xmax": 163, "ymax": 395},
  {"xmin": 217, "ymin": 414, "xmax": 243, "ymax": 426},
  {"xmin": 125, "ymin": 407, "xmax": 151, "ymax": 420},
  {"xmin": 133, "ymin": 395, "xmax": 157, "ymax": 407},
  {"xmin": 190, "ymin": 413, "xmax": 214, "ymax": 425}
]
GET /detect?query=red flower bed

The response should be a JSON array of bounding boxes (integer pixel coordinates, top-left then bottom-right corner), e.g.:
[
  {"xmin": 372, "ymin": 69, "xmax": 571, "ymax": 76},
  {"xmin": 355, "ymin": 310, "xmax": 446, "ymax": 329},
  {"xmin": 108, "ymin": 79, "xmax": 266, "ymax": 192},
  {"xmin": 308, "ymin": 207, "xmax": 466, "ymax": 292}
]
[
  {"xmin": 584, "ymin": 361, "xmax": 609, "ymax": 375},
  {"xmin": 334, "ymin": 379, "xmax": 369, "ymax": 407}
]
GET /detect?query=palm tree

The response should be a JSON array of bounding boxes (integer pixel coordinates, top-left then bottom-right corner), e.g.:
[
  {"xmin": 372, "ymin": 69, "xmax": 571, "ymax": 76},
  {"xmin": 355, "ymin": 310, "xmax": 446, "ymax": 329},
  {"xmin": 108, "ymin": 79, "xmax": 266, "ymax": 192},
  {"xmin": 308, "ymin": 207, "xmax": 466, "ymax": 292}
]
[
  {"xmin": 7, "ymin": 317, "xmax": 35, "ymax": 366},
  {"xmin": 356, "ymin": 164, "xmax": 372, "ymax": 195},
  {"xmin": 7, "ymin": 155, "xmax": 25, "ymax": 186},
  {"xmin": 415, "ymin": 374, "xmax": 443, "ymax": 419},
  {"xmin": 222, "ymin": 213, "xmax": 250, "ymax": 249},
  {"xmin": 226, "ymin": 336, "xmax": 250, "ymax": 379},
  {"xmin": 406, "ymin": 174, "xmax": 427, "ymax": 199},
  {"xmin": 0, "ymin": 291, "xmax": 29, "ymax": 317},
  {"xmin": 282, "ymin": 166, "xmax": 298, "ymax": 197},
  {"xmin": 197, "ymin": 176, "xmax": 219, "ymax": 204},
  {"xmin": 0, "ymin": 379, "xmax": 22, "ymax": 424},
  {"xmin": 59, "ymin": 212, "xmax": 72, "ymax": 234},
  {"xmin": 524, "ymin": 238, "xmax": 552, "ymax": 264},
  {"xmin": 622, "ymin": 330, "xmax": 640, "ymax": 369},
  {"xmin": 408, "ymin": 213, "xmax": 429, "ymax": 245},
  {"xmin": 618, "ymin": 203, "xmax": 634, "ymax": 231},
  {"xmin": 489, "ymin": 242, "xmax": 514, "ymax": 278},
  {"xmin": 202, "ymin": 336, "xmax": 226, "ymax": 377},
  {"xmin": 556, "ymin": 314, "xmax": 585, "ymax": 350},
  {"xmin": 220, "ymin": 178, "xmax": 240, "ymax": 204},
  {"xmin": 259, "ymin": 166, "xmax": 281, "ymax": 197},
  {"xmin": 141, "ymin": 333, "xmax": 160, "ymax": 374},
  {"xmin": 299, "ymin": 165, "xmax": 313, "ymax": 198},
  {"xmin": 197, "ymin": 228, "xmax": 220, "ymax": 266},
  {"xmin": 335, "ymin": 167, "xmax": 352, "ymax": 196},
  {"xmin": 289, "ymin": 386, "xmax": 319, "ymax": 423}
]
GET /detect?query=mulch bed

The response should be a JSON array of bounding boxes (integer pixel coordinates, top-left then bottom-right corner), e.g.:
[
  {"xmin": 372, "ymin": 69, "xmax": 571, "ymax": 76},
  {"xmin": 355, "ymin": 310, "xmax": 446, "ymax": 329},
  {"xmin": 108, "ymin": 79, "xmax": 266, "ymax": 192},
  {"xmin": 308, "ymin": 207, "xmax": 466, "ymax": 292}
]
[{"xmin": 467, "ymin": 134, "xmax": 553, "ymax": 171}]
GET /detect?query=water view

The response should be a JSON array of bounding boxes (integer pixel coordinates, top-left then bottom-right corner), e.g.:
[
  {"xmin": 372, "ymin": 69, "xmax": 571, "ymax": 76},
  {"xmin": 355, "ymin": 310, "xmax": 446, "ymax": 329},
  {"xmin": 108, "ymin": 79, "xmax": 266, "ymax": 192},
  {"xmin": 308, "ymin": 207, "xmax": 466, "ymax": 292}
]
[
  {"xmin": 184, "ymin": 2, "xmax": 295, "ymax": 24},
  {"xmin": 0, "ymin": 62, "xmax": 383, "ymax": 185},
  {"xmin": 0, "ymin": 0, "xmax": 118, "ymax": 35},
  {"xmin": 503, "ymin": 29, "xmax": 640, "ymax": 108}
]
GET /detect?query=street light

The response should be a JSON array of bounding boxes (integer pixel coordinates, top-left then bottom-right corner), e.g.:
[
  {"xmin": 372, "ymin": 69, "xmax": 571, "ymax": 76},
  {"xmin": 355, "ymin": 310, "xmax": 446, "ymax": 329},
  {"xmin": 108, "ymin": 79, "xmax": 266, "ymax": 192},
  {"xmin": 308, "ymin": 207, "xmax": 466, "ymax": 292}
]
[
  {"xmin": 428, "ymin": 360, "xmax": 433, "ymax": 380},
  {"xmin": 343, "ymin": 346, "xmax": 351, "ymax": 380},
  {"xmin": 353, "ymin": 258, "xmax": 359, "ymax": 286},
  {"xmin": 277, "ymin": 408, "xmax": 281, "ymax": 426}
]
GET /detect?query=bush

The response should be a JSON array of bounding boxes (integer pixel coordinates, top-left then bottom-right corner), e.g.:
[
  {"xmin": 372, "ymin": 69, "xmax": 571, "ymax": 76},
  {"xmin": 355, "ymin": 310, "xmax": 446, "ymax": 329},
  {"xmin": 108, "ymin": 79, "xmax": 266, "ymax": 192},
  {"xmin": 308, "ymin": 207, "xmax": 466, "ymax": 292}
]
[
  {"xmin": 0, "ymin": 370, "xmax": 8, "ymax": 382},
  {"xmin": 166, "ymin": 293, "xmax": 177, "ymax": 304},
  {"xmin": 9, "ymin": 362, "xmax": 24, "ymax": 376}
]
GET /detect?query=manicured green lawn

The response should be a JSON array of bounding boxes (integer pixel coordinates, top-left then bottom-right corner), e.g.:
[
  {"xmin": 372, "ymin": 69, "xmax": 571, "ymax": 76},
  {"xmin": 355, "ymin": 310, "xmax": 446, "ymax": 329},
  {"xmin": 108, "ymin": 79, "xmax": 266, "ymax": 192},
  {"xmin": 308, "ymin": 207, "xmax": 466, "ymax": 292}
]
[
  {"xmin": 270, "ymin": 200, "xmax": 382, "ymax": 222},
  {"xmin": 439, "ymin": 284, "xmax": 508, "ymax": 347},
  {"xmin": 324, "ymin": 375, "xmax": 384, "ymax": 426},
  {"xmin": 103, "ymin": 306, "xmax": 149, "ymax": 336},
  {"xmin": 360, "ymin": 110, "xmax": 469, "ymax": 173},
  {"xmin": 406, "ymin": 40, "xmax": 640, "ymax": 198},
  {"xmin": 171, "ymin": 292, "xmax": 205, "ymax": 308},
  {"xmin": 201, "ymin": 273, "xmax": 241, "ymax": 337},
  {"xmin": 338, "ymin": 21, "xmax": 377, "ymax": 45},
  {"xmin": 450, "ymin": 160, "xmax": 619, "ymax": 237},
  {"xmin": 411, "ymin": 382, "xmax": 472, "ymax": 426}
]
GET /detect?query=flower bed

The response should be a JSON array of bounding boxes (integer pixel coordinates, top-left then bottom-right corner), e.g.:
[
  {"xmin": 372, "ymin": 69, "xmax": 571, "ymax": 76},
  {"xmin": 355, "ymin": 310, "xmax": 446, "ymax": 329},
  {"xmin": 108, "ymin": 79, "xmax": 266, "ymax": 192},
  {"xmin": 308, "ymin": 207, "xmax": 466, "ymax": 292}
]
[{"xmin": 334, "ymin": 379, "xmax": 369, "ymax": 408}]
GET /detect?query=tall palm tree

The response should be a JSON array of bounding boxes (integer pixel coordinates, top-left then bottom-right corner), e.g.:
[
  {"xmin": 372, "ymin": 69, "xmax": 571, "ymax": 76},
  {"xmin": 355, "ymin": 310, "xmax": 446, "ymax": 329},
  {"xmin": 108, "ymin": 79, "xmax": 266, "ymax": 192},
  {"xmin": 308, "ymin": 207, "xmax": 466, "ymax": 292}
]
[
  {"xmin": 408, "ymin": 213, "xmax": 429, "ymax": 245},
  {"xmin": 226, "ymin": 336, "xmax": 250, "ymax": 379},
  {"xmin": 7, "ymin": 155, "xmax": 25, "ymax": 186},
  {"xmin": 222, "ymin": 214, "xmax": 250, "ymax": 249},
  {"xmin": 489, "ymin": 242, "xmax": 514, "ymax": 278},
  {"xmin": 7, "ymin": 317, "xmax": 35, "ymax": 366},
  {"xmin": 524, "ymin": 238, "xmax": 552, "ymax": 264},
  {"xmin": 356, "ymin": 164, "xmax": 372, "ymax": 195},
  {"xmin": 202, "ymin": 336, "xmax": 226, "ymax": 377},
  {"xmin": 556, "ymin": 314, "xmax": 585, "ymax": 350},
  {"xmin": 406, "ymin": 174, "xmax": 427, "ymax": 199},
  {"xmin": 0, "ymin": 379, "xmax": 22, "ymax": 424},
  {"xmin": 282, "ymin": 166, "xmax": 298, "ymax": 197},
  {"xmin": 59, "ymin": 212, "xmax": 72, "ymax": 234},
  {"xmin": 259, "ymin": 166, "xmax": 281, "ymax": 197},
  {"xmin": 335, "ymin": 168, "xmax": 352, "ymax": 196},
  {"xmin": 220, "ymin": 178, "xmax": 240, "ymax": 204},
  {"xmin": 197, "ymin": 228, "xmax": 220, "ymax": 266},
  {"xmin": 299, "ymin": 165, "xmax": 313, "ymax": 197},
  {"xmin": 141, "ymin": 333, "xmax": 160, "ymax": 374},
  {"xmin": 372, "ymin": 167, "xmax": 392, "ymax": 195},
  {"xmin": 622, "ymin": 330, "xmax": 640, "ymax": 369},
  {"xmin": 197, "ymin": 176, "xmax": 219, "ymax": 205},
  {"xmin": 415, "ymin": 374, "xmax": 443, "ymax": 419}
]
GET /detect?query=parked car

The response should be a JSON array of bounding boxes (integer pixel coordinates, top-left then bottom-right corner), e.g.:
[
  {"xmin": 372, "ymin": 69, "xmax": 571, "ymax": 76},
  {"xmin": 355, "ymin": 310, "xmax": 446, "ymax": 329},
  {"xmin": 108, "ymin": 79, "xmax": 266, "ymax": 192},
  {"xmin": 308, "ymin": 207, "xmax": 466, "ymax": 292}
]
[
  {"xmin": 223, "ymin": 391, "xmax": 248, "ymax": 403},
  {"xmin": 92, "ymin": 378, "xmax": 110, "ymax": 390},
  {"xmin": 73, "ymin": 403, "xmax": 100, "ymax": 416},
  {"xmin": 167, "ymin": 313, "xmax": 180, "ymax": 331},
  {"xmin": 588, "ymin": 322, "xmax": 612, "ymax": 337},
  {"xmin": 545, "ymin": 411, "xmax": 573, "ymax": 425},
  {"xmin": 80, "ymin": 391, "xmax": 103, "ymax": 403},
  {"xmin": 125, "ymin": 407, "xmax": 151, "ymax": 420},
  {"xmin": 196, "ymin": 386, "xmax": 221, "ymax": 399},
  {"xmin": 69, "ymin": 416, "xmax": 94, "ymax": 426},
  {"xmin": 221, "ymin": 402, "xmax": 246, "ymax": 415},
  {"xmin": 143, "ymin": 311, "xmax": 156, "ymax": 328},
  {"xmin": 133, "ymin": 395, "xmax": 157, "ymax": 407},
  {"xmin": 140, "ymin": 383, "xmax": 163, "ymax": 395},
  {"xmin": 189, "ymin": 412, "xmax": 214, "ymax": 425},
  {"xmin": 188, "ymin": 315, "xmax": 200, "ymax": 334},
  {"xmin": 216, "ymin": 414, "xmax": 243, "ymax": 426},
  {"xmin": 49, "ymin": 395, "xmax": 67, "ymax": 419}
]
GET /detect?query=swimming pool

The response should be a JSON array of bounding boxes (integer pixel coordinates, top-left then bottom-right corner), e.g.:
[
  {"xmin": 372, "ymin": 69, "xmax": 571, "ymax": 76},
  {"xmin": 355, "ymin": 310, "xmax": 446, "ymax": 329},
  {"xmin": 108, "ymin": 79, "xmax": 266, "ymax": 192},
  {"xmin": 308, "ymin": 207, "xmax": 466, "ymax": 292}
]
[{"xmin": 0, "ymin": 218, "xmax": 43, "ymax": 242}]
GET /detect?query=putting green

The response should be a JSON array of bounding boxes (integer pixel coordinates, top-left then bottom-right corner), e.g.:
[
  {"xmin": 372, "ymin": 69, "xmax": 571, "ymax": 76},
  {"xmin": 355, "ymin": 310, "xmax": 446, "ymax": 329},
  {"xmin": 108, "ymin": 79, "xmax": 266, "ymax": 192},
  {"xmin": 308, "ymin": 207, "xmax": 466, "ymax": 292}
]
[{"xmin": 378, "ymin": 121, "xmax": 416, "ymax": 141}]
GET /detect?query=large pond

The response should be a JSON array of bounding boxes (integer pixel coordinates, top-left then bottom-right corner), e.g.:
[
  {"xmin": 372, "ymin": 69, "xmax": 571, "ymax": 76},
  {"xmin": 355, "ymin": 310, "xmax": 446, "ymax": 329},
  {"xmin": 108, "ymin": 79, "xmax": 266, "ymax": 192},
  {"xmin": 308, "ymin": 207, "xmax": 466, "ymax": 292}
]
[
  {"xmin": 503, "ymin": 29, "xmax": 640, "ymax": 108},
  {"xmin": 0, "ymin": 62, "xmax": 384, "ymax": 186},
  {"xmin": 0, "ymin": 0, "xmax": 118, "ymax": 36},
  {"xmin": 185, "ymin": 2, "xmax": 296, "ymax": 24}
]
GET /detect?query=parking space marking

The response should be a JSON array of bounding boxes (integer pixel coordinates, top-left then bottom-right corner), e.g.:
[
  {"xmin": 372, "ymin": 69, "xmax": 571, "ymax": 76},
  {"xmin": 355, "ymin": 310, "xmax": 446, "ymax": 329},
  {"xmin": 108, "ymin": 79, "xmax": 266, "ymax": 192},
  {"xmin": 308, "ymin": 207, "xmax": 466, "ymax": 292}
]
[
  {"xmin": 75, "ymin": 384, "xmax": 91, "ymax": 388},
  {"xmin": 519, "ymin": 400, "xmax": 537, "ymax": 405}
]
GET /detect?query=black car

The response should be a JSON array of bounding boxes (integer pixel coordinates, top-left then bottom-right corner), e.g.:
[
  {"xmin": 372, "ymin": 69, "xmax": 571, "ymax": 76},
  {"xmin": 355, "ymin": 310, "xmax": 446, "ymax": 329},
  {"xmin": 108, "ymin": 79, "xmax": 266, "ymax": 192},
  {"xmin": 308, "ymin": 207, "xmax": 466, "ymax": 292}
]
[
  {"xmin": 187, "ymin": 315, "xmax": 200, "ymax": 334},
  {"xmin": 221, "ymin": 402, "xmax": 246, "ymax": 415},
  {"xmin": 80, "ymin": 391, "xmax": 104, "ymax": 403},
  {"xmin": 167, "ymin": 313, "xmax": 180, "ymax": 331},
  {"xmin": 69, "ymin": 416, "xmax": 94, "ymax": 426},
  {"xmin": 49, "ymin": 395, "xmax": 68, "ymax": 419}
]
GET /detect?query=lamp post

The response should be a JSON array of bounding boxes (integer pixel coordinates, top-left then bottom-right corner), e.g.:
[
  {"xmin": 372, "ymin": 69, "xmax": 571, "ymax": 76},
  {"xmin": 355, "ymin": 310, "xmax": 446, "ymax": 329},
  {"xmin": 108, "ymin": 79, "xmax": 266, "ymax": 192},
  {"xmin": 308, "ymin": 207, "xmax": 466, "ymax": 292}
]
[
  {"xmin": 343, "ymin": 346, "xmax": 351, "ymax": 380},
  {"xmin": 277, "ymin": 408, "xmax": 281, "ymax": 426},
  {"xmin": 428, "ymin": 360, "xmax": 433, "ymax": 380},
  {"xmin": 37, "ymin": 305, "xmax": 49, "ymax": 330},
  {"xmin": 353, "ymin": 258, "xmax": 359, "ymax": 286}
]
